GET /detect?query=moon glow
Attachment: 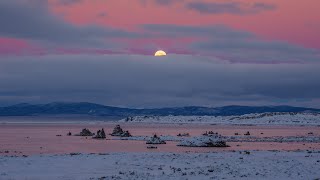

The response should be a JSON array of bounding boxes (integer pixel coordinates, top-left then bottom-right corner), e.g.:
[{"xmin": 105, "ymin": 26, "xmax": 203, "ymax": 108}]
[{"xmin": 154, "ymin": 50, "xmax": 167, "ymax": 57}]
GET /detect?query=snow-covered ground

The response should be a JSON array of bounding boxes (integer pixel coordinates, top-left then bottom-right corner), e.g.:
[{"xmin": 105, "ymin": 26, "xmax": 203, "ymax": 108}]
[
  {"xmin": 1, "ymin": 151, "xmax": 319, "ymax": 180},
  {"xmin": 120, "ymin": 112, "xmax": 320, "ymax": 125},
  {"xmin": 226, "ymin": 135, "xmax": 320, "ymax": 143},
  {"xmin": 111, "ymin": 134, "xmax": 320, "ymax": 144},
  {"xmin": 178, "ymin": 134, "xmax": 228, "ymax": 147}
]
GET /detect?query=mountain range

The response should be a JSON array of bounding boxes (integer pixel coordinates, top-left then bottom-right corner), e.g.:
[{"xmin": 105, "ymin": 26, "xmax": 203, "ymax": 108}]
[{"xmin": 0, "ymin": 102, "xmax": 319, "ymax": 117}]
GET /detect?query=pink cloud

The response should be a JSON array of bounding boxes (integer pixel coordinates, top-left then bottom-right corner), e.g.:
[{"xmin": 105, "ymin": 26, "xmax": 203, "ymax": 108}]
[
  {"xmin": 49, "ymin": 0, "xmax": 320, "ymax": 50},
  {"xmin": 0, "ymin": 37, "xmax": 46, "ymax": 56}
]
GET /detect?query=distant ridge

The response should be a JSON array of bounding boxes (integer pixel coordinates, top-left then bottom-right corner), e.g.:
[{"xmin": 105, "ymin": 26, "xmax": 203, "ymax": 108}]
[{"xmin": 0, "ymin": 102, "xmax": 319, "ymax": 117}]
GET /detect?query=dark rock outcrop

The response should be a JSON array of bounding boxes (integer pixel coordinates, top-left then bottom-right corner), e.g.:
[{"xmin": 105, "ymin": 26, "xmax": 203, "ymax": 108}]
[
  {"xmin": 205, "ymin": 140, "xmax": 228, "ymax": 147},
  {"xmin": 177, "ymin": 133, "xmax": 190, "ymax": 137},
  {"xmin": 203, "ymin": 131, "xmax": 218, "ymax": 136},
  {"xmin": 110, "ymin": 125, "xmax": 132, "ymax": 137},
  {"xmin": 93, "ymin": 128, "xmax": 106, "ymax": 139},
  {"xmin": 121, "ymin": 131, "xmax": 131, "ymax": 137},
  {"xmin": 110, "ymin": 125, "xmax": 123, "ymax": 136},
  {"xmin": 147, "ymin": 146, "xmax": 158, "ymax": 149},
  {"xmin": 75, "ymin": 128, "xmax": 95, "ymax": 136}
]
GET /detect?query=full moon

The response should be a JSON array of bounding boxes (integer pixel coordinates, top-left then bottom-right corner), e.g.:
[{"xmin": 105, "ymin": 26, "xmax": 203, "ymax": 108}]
[{"xmin": 154, "ymin": 50, "xmax": 167, "ymax": 57}]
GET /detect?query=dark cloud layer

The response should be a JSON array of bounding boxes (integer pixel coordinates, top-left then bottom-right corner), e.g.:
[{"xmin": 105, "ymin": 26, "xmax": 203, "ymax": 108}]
[
  {"xmin": 0, "ymin": 55, "xmax": 319, "ymax": 108},
  {"xmin": 154, "ymin": 0, "xmax": 183, "ymax": 5},
  {"xmin": 140, "ymin": 0, "xmax": 275, "ymax": 15},
  {"xmin": 186, "ymin": 1, "xmax": 276, "ymax": 15},
  {"xmin": 140, "ymin": 0, "xmax": 184, "ymax": 6},
  {"xmin": 56, "ymin": 0, "xmax": 84, "ymax": 6},
  {"xmin": 142, "ymin": 24, "xmax": 253, "ymax": 38}
]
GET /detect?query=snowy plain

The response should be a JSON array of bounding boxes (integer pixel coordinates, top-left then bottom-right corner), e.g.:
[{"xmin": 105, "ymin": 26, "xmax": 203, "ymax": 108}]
[
  {"xmin": 1, "ymin": 151, "xmax": 319, "ymax": 180},
  {"xmin": 120, "ymin": 112, "xmax": 320, "ymax": 125}
]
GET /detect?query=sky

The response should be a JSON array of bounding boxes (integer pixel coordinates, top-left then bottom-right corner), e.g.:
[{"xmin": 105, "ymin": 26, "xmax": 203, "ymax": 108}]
[{"xmin": 0, "ymin": 0, "xmax": 320, "ymax": 108}]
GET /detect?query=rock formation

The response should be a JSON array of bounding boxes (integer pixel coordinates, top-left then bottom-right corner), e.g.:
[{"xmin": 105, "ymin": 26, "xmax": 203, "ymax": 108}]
[
  {"xmin": 75, "ymin": 128, "xmax": 95, "ymax": 136},
  {"xmin": 203, "ymin": 131, "xmax": 218, "ymax": 136},
  {"xmin": 93, "ymin": 128, "xmax": 106, "ymax": 139},
  {"xmin": 147, "ymin": 146, "xmax": 158, "ymax": 149},
  {"xmin": 146, "ymin": 134, "xmax": 166, "ymax": 144},
  {"xmin": 110, "ymin": 125, "xmax": 132, "ymax": 137},
  {"xmin": 177, "ymin": 133, "xmax": 190, "ymax": 137},
  {"xmin": 205, "ymin": 140, "xmax": 228, "ymax": 147},
  {"xmin": 121, "ymin": 131, "xmax": 132, "ymax": 137}
]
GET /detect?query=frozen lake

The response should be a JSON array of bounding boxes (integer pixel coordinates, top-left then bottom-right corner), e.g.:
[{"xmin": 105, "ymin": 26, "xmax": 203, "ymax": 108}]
[{"xmin": 1, "ymin": 122, "xmax": 319, "ymax": 155}]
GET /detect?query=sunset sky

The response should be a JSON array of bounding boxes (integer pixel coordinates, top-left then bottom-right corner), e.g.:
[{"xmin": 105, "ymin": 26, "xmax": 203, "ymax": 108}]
[{"xmin": 0, "ymin": 0, "xmax": 320, "ymax": 108}]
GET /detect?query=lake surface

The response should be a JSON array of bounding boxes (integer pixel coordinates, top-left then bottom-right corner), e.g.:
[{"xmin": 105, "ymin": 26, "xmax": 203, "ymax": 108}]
[{"xmin": 0, "ymin": 122, "xmax": 319, "ymax": 155}]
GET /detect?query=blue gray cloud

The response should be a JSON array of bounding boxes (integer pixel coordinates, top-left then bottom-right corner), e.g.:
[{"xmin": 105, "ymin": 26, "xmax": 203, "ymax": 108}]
[
  {"xmin": 0, "ymin": 1, "xmax": 140, "ymax": 47},
  {"xmin": 142, "ymin": 24, "xmax": 253, "ymax": 38},
  {"xmin": 56, "ymin": 0, "xmax": 84, "ymax": 6},
  {"xmin": 186, "ymin": 1, "xmax": 276, "ymax": 15},
  {"xmin": 154, "ymin": 0, "xmax": 185, "ymax": 5},
  {"xmin": 0, "ymin": 54, "xmax": 320, "ymax": 108},
  {"xmin": 140, "ymin": 0, "xmax": 185, "ymax": 6}
]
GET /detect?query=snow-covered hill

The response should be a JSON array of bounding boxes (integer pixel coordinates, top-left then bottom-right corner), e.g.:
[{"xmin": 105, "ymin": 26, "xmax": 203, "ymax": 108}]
[
  {"xmin": 1, "ymin": 103, "xmax": 319, "ymax": 117},
  {"xmin": 120, "ymin": 112, "xmax": 320, "ymax": 125}
]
